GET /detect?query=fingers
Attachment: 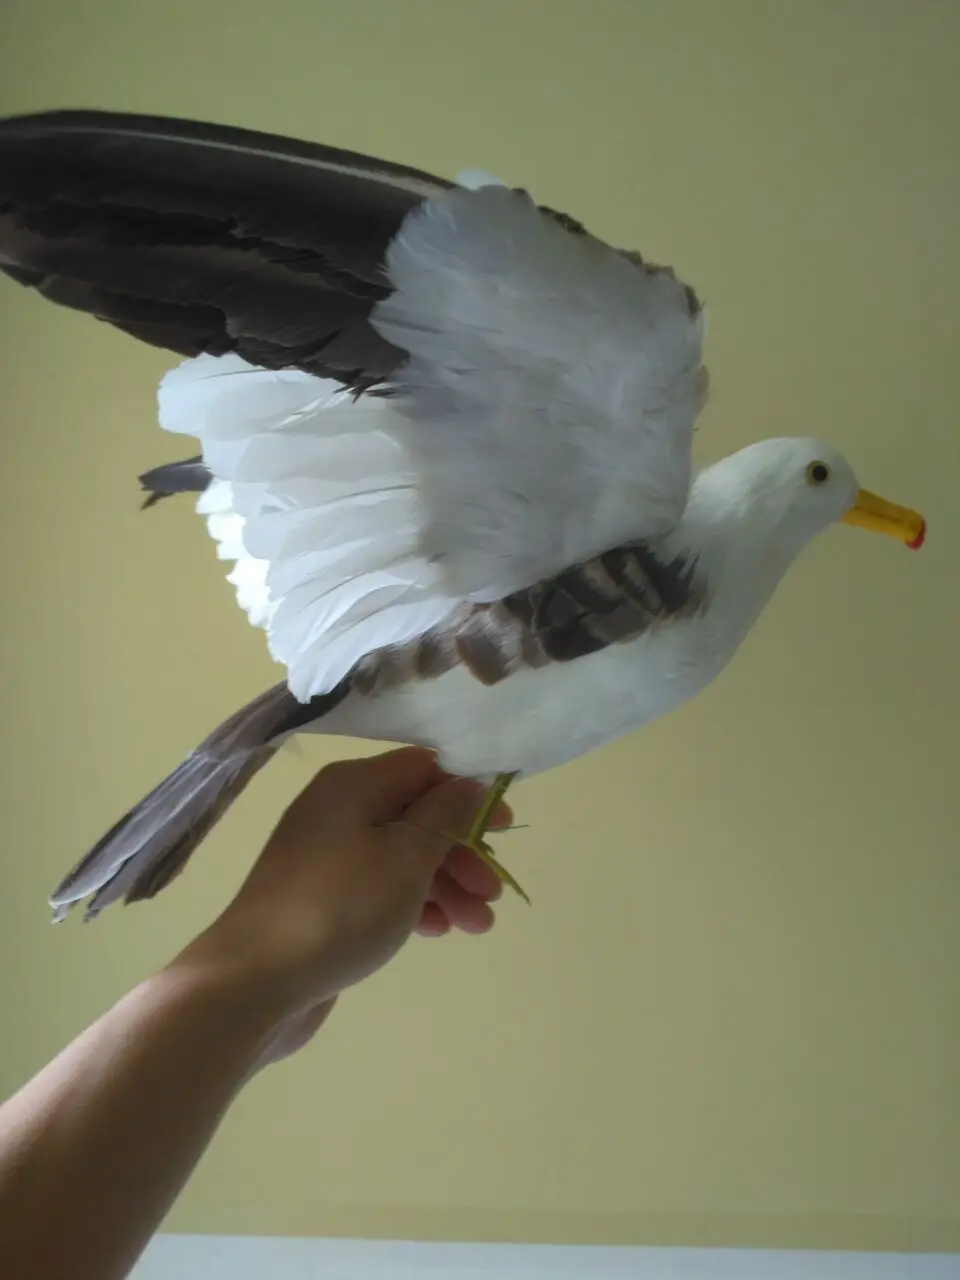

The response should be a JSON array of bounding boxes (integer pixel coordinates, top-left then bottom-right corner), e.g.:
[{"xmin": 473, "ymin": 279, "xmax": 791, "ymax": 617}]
[
  {"xmin": 271, "ymin": 748, "xmax": 445, "ymax": 849},
  {"xmin": 274, "ymin": 749, "xmax": 511, "ymax": 937},
  {"xmin": 286, "ymin": 750, "xmax": 513, "ymax": 844},
  {"xmin": 357, "ymin": 747, "xmax": 451, "ymax": 824},
  {"xmin": 388, "ymin": 774, "xmax": 489, "ymax": 872},
  {"xmin": 385, "ymin": 769, "xmax": 513, "ymax": 911},
  {"xmin": 430, "ymin": 869, "xmax": 496, "ymax": 934},
  {"xmin": 441, "ymin": 839, "xmax": 510, "ymax": 902},
  {"xmin": 415, "ymin": 901, "xmax": 451, "ymax": 938},
  {"xmin": 416, "ymin": 870, "xmax": 497, "ymax": 937},
  {"xmin": 320, "ymin": 747, "xmax": 447, "ymax": 826}
]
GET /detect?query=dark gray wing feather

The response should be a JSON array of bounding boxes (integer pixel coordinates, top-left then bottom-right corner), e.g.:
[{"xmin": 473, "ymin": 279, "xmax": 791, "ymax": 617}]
[
  {"xmin": 0, "ymin": 109, "xmax": 453, "ymax": 386},
  {"xmin": 139, "ymin": 456, "xmax": 211, "ymax": 507},
  {"xmin": 51, "ymin": 680, "xmax": 349, "ymax": 922}
]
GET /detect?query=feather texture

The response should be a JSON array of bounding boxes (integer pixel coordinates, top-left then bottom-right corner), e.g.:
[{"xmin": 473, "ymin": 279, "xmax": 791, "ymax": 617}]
[
  {"xmin": 160, "ymin": 354, "xmax": 461, "ymax": 697},
  {"xmin": 48, "ymin": 682, "xmax": 340, "ymax": 921},
  {"xmin": 150, "ymin": 172, "xmax": 708, "ymax": 697},
  {"xmin": 372, "ymin": 183, "xmax": 706, "ymax": 599},
  {"xmin": 0, "ymin": 110, "xmax": 737, "ymax": 922},
  {"xmin": 0, "ymin": 108, "xmax": 451, "ymax": 385},
  {"xmin": 139, "ymin": 456, "xmax": 210, "ymax": 507},
  {"xmin": 161, "ymin": 328, "xmax": 704, "ymax": 704}
]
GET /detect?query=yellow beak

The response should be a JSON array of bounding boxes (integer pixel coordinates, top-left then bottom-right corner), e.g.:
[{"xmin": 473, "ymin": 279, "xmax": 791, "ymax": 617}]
[{"xmin": 841, "ymin": 490, "xmax": 926, "ymax": 550}]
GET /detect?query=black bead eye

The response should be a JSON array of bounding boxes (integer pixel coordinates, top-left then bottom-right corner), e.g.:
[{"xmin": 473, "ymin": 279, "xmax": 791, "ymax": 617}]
[{"xmin": 806, "ymin": 461, "xmax": 830, "ymax": 485}]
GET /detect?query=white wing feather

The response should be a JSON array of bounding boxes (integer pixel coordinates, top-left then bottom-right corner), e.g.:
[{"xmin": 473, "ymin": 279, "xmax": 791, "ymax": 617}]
[
  {"xmin": 160, "ymin": 356, "xmax": 459, "ymax": 699},
  {"xmin": 372, "ymin": 183, "xmax": 705, "ymax": 600},
  {"xmin": 158, "ymin": 185, "xmax": 704, "ymax": 701}
]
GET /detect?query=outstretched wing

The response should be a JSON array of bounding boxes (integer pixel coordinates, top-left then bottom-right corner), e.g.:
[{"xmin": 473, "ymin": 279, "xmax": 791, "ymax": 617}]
[
  {"xmin": 1, "ymin": 110, "xmax": 708, "ymax": 705},
  {"xmin": 0, "ymin": 108, "xmax": 450, "ymax": 387}
]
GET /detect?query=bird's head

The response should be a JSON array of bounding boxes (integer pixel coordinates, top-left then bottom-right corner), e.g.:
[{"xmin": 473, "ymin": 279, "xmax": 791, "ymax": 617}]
[{"xmin": 703, "ymin": 437, "xmax": 926, "ymax": 555}]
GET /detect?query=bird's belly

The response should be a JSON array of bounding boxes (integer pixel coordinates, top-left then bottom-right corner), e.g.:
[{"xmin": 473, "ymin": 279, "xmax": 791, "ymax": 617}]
[{"xmin": 313, "ymin": 624, "xmax": 727, "ymax": 780}]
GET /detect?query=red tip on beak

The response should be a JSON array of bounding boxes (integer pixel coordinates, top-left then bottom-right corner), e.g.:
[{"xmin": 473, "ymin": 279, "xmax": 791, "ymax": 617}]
[{"xmin": 907, "ymin": 521, "xmax": 927, "ymax": 551}]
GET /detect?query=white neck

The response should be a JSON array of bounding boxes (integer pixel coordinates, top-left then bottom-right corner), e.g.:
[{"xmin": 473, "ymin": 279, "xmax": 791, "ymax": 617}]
[{"xmin": 660, "ymin": 465, "xmax": 814, "ymax": 654}]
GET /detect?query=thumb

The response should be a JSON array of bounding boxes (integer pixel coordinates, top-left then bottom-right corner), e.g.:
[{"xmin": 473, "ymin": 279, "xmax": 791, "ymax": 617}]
[{"xmin": 391, "ymin": 775, "xmax": 490, "ymax": 877}]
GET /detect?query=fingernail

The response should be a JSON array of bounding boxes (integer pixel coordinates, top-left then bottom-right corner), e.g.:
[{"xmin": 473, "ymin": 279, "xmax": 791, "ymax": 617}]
[
  {"xmin": 418, "ymin": 924, "xmax": 449, "ymax": 939},
  {"xmin": 458, "ymin": 917, "xmax": 494, "ymax": 935}
]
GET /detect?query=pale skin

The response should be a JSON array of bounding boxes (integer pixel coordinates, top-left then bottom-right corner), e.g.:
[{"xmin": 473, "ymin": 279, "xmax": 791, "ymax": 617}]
[{"xmin": 0, "ymin": 748, "xmax": 510, "ymax": 1280}]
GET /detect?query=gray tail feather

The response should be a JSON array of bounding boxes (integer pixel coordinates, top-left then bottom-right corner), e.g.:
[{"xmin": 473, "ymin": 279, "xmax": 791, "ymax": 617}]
[
  {"xmin": 138, "ymin": 456, "xmax": 212, "ymax": 509},
  {"xmin": 50, "ymin": 683, "xmax": 299, "ymax": 923}
]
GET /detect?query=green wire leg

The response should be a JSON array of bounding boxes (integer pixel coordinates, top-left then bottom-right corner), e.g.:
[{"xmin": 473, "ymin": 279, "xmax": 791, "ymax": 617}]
[{"xmin": 443, "ymin": 770, "xmax": 530, "ymax": 905}]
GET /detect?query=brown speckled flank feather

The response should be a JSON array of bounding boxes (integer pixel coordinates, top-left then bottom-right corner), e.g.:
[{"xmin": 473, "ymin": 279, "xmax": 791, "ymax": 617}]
[{"xmin": 352, "ymin": 542, "xmax": 704, "ymax": 694}]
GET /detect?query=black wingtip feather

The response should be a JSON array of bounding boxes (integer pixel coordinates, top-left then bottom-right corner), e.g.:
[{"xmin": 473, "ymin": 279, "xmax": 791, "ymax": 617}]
[
  {"xmin": 0, "ymin": 107, "xmax": 450, "ymax": 382},
  {"xmin": 0, "ymin": 107, "xmax": 454, "ymax": 195}
]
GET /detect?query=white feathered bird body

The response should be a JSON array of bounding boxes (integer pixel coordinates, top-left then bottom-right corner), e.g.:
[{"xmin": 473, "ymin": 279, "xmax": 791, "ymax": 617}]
[
  {"xmin": 166, "ymin": 354, "xmax": 814, "ymax": 779},
  {"xmin": 157, "ymin": 181, "xmax": 723, "ymax": 779},
  {"xmin": 155, "ymin": 182, "xmax": 847, "ymax": 780},
  {"xmin": 0, "ymin": 110, "xmax": 919, "ymax": 918}
]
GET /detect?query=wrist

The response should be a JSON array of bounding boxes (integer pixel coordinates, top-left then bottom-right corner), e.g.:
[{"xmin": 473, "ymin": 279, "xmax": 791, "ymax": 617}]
[
  {"xmin": 168, "ymin": 912, "xmax": 337, "ymax": 1024},
  {"xmin": 163, "ymin": 926, "xmax": 300, "ymax": 1033}
]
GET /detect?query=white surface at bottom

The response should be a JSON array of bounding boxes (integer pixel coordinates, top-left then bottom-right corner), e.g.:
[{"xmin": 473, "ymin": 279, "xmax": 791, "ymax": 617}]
[{"xmin": 133, "ymin": 1235, "xmax": 960, "ymax": 1278}]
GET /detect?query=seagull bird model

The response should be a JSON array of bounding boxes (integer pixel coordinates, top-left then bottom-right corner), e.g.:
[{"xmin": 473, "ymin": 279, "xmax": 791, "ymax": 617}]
[{"xmin": 0, "ymin": 110, "xmax": 926, "ymax": 920}]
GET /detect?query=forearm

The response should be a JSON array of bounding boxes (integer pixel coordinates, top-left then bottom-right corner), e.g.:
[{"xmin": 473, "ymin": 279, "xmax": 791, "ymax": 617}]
[
  {"xmin": 0, "ymin": 944, "xmax": 287, "ymax": 1280},
  {"xmin": 0, "ymin": 752, "xmax": 498, "ymax": 1280}
]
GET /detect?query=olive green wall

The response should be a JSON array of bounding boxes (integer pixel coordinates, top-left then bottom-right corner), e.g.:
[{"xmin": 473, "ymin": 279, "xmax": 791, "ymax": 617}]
[{"xmin": 1, "ymin": 0, "xmax": 957, "ymax": 1254}]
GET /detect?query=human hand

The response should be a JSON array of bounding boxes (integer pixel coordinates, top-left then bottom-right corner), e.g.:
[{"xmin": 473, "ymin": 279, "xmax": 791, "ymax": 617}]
[{"xmin": 177, "ymin": 748, "xmax": 510, "ymax": 1058}]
